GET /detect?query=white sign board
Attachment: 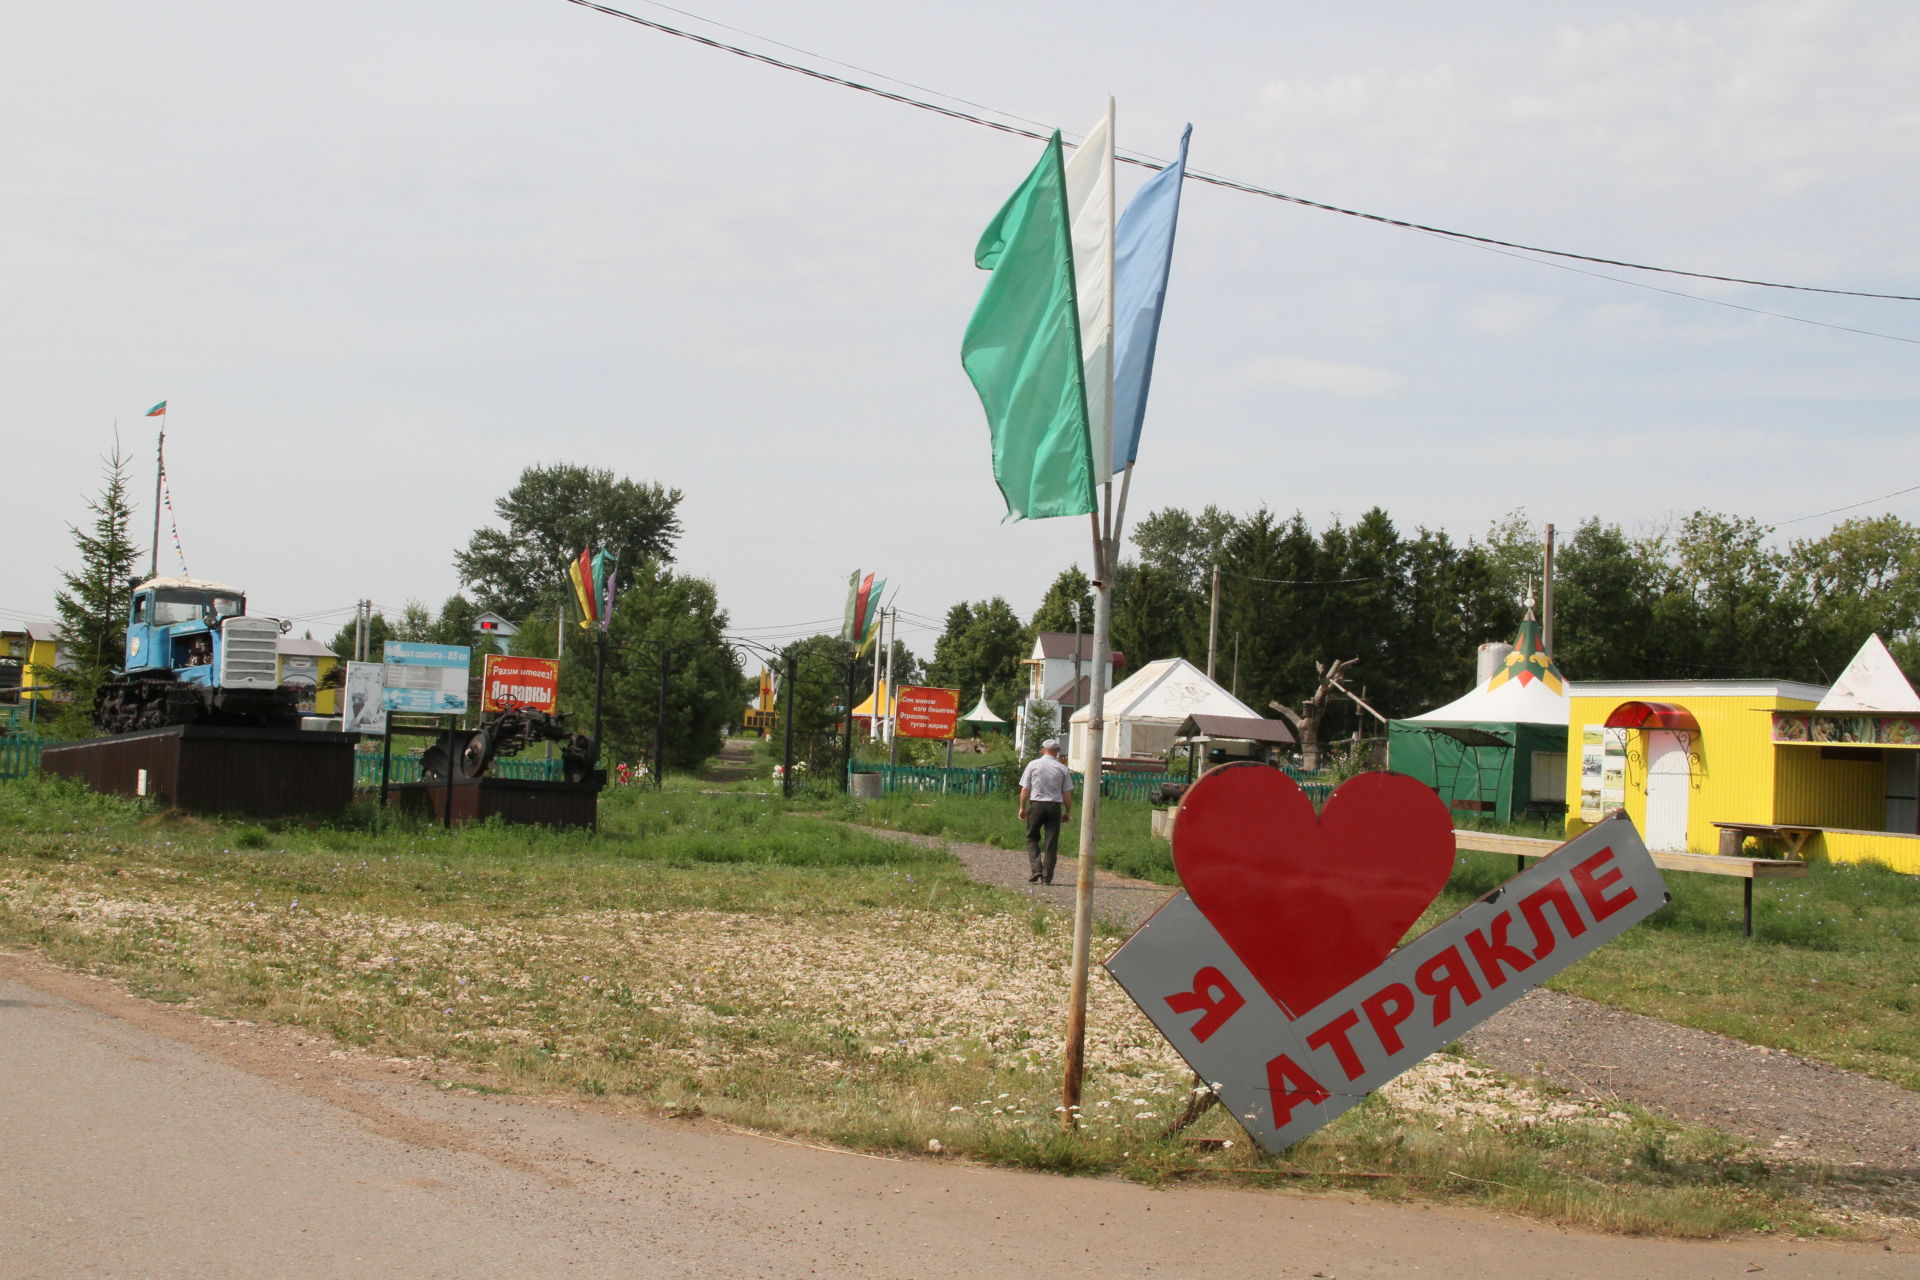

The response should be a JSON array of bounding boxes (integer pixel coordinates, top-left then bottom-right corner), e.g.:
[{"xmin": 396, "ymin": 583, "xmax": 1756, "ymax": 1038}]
[
  {"xmin": 1104, "ymin": 816, "xmax": 1667, "ymax": 1152},
  {"xmin": 381, "ymin": 641, "xmax": 470, "ymax": 715},
  {"xmin": 342, "ymin": 661, "xmax": 388, "ymax": 734}
]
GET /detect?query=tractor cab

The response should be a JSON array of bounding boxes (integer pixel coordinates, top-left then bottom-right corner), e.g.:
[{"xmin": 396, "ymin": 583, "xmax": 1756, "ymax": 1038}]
[{"xmin": 125, "ymin": 577, "xmax": 248, "ymax": 685}]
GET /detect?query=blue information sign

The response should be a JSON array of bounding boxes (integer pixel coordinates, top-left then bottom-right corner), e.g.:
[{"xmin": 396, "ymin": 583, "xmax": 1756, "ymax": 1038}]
[{"xmin": 380, "ymin": 642, "xmax": 471, "ymax": 714}]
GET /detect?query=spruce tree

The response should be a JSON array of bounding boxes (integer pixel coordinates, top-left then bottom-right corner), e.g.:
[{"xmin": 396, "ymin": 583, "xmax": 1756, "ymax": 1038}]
[{"xmin": 48, "ymin": 445, "xmax": 143, "ymax": 713}]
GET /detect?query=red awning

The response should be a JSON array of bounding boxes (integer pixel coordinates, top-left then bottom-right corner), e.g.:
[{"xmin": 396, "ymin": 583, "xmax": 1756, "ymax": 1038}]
[{"xmin": 1604, "ymin": 700, "xmax": 1699, "ymax": 731}]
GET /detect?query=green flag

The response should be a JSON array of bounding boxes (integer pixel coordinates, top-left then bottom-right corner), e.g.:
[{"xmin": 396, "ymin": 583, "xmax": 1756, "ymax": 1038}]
[{"xmin": 961, "ymin": 132, "xmax": 1097, "ymax": 522}]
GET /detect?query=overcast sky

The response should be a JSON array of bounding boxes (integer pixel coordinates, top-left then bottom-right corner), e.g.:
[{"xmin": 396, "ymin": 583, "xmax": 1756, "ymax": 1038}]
[{"xmin": 6, "ymin": 0, "xmax": 1917, "ymax": 661}]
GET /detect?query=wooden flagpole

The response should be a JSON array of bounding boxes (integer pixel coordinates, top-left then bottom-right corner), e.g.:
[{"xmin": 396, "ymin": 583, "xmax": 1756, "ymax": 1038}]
[{"xmin": 1062, "ymin": 95, "xmax": 1119, "ymax": 1125}]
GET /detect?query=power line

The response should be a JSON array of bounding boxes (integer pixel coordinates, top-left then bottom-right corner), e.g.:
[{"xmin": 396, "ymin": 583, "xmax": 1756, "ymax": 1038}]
[
  {"xmin": 1421, "ymin": 230, "xmax": 1920, "ymax": 347},
  {"xmin": 560, "ymin": 0, "xmax": 1920, "ymax": 304},
  {"xmin": 1767, "ymin": 482, "xmax": 1920, "ymax": 530},
  {"xmin": 1220, "ymin": 568, "xmax": 1390, "ymax": 586}
]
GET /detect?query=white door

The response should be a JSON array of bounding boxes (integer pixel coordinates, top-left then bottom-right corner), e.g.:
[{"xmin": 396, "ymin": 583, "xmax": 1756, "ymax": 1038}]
[{"xmin": 1643, "ymin": 731, "xmax": 1692, "ymax": 852}]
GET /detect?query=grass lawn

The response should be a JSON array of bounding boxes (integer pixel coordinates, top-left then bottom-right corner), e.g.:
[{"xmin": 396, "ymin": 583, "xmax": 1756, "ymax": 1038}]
[{"xmin": 0, "ymin": 773, "xmax": 1898, "ymax": 1238}]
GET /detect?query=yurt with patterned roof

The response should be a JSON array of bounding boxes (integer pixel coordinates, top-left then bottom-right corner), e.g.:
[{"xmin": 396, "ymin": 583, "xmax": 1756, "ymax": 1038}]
[{"xmin": 1388, "ymin": 614, "xmax": 1571, "ymax": 822}]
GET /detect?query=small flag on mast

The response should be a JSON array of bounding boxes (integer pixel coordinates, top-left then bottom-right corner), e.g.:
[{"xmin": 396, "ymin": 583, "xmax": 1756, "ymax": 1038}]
[{"xmin": 145, "ymin": 401, "xmax": 167, "ymax": 417}]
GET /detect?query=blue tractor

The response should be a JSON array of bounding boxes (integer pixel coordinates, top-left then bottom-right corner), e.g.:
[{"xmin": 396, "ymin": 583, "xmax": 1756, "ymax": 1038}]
[{"xmin": 93, "ymin": 577, "xmax": 301, "ymax": 733}]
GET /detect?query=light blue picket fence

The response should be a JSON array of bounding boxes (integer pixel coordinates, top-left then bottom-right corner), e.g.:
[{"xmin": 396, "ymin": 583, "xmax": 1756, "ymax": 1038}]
[
  {"xmin": 861, "ymin": 760, "xmax": 1337, "ymax": 806},
  {"xmin": 0, "ymin": 732, "xmax": 45, "ymax": 780}
]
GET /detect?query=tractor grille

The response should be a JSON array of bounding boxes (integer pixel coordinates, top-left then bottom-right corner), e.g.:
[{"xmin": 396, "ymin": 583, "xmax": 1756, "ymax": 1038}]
[{"xmin": 219, "ymin": 618, "xmax": 282, "ymax": 690}]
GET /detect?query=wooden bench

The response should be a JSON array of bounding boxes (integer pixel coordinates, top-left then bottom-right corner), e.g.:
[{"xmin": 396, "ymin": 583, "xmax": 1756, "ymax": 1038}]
[
  {"xmin": 1101, "ymin": 757, "xmax": 1170, "ymax": 774},
  {"xmin": 1711, "ymin": 820, "xmax": 1817, "ymax": 859},
  {"xmin": 1454, "ymin": 829, "xmax": 1809, "ymax": 939}
]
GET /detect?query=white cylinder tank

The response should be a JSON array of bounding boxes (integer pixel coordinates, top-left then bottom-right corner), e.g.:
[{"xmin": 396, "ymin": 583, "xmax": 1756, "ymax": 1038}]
[{"xmin": 1476, "ymin": 641, "xmax": 1514, "ymax": 686}]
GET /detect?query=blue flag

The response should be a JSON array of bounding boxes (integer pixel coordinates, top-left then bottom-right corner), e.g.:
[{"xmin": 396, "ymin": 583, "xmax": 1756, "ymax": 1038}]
[{"xmin": 1110, "ymin": 125, "xmax": 1191, "ymax": 474}]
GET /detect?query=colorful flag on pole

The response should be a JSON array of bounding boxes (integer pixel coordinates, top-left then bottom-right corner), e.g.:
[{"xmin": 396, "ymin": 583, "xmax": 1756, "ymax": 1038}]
[
  {"xmin": 841, "ymin": 571, "xmax": 884, "ymax": 653},
  {"xmin": 591, "ymin": 549, "xmax": 618, "ymax": 626},
  {"xmin": 569, "ymin": 547, "xmax": 599, "ymax": 630},
  {"xmin": 961, "ymin": 132, "xmax": 1097, "ymax": 522},
  {"xmin": 1111, "ymin": 125, "xmax": 1191, "ymax": 473},
  {"xmin": 856, "ymin": 577, "xmax": 886, "ymax": 655},
  {"xmin": 145, "ymin": 401, "xmax": 167, "ymax": 417},
  {"xmin": 842, "ymin": 570, "xmax": 867, "ymax": 644},
  {"xmin": 1063, "ymin": 101, "xmax": 1116, "ymax": 480}
]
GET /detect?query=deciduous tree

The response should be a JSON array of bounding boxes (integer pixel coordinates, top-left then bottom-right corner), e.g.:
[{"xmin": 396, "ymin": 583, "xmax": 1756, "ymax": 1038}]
[{"xmin": 455, "ymin": 464, "xmax": 684, "ymax": 619}]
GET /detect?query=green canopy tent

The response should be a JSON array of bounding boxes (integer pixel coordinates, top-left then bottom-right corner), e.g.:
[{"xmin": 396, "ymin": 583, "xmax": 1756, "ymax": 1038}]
[{"xmin": 1388, "ymin": 616, "xmax": 1570, "ymax": 822}]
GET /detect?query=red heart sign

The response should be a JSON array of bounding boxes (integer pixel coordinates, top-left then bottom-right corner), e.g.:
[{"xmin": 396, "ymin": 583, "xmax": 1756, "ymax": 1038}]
[{"xmin": 1172, "ymin": 764, "xmax": 1456, "ymax": 1019}]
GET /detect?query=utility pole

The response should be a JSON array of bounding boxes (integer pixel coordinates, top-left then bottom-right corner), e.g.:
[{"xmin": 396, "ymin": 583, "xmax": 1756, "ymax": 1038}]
[
  {"xmin": 1542, "ymin": 523, "xmax": 1556, "ymax": 655},
  {"xmin": 782, "ymin": 652, "xmax": 797, "ymax": 800},
  {"xmin": 1072, "ymin": 600, "xmax": 1084, "ymax": 736},
  {"xmin": 880, "ymin": 607, "xmax": 896, "ymax": 745},
  {"xmin": 1206, "ymin": 563, "xmax": 1222, "ymax": 679},
  {"xmin": 654, "ymin": 647, "xmax": 671, "ymax": 790}
]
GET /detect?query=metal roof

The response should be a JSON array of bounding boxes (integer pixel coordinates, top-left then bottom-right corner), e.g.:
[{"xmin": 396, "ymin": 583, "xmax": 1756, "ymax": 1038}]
[
  {"xmin": 135, "ymin": 576, "xmax": 244, "ymax": 595},
  {"xmin": 1176, "ymin": 713, "xmax": 1297, "ymax": 745}
]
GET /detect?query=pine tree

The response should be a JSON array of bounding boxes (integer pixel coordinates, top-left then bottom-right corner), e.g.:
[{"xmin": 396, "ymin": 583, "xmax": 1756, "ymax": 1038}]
[{"xmin": 46, "ymin": 444, "xmax": 143, "ymax": 722}]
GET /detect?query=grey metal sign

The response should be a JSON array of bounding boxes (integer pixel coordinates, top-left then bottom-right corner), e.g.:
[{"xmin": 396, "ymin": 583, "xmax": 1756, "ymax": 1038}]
[{"xmin": 1104, "ymin": 815, "xmax": 1668, "ymax": 1152}]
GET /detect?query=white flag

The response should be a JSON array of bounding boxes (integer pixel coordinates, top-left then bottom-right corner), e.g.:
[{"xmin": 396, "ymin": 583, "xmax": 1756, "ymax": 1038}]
[{"xmin": 1063, "ymin": 99, "xmax": 1116, "ymax": 481}]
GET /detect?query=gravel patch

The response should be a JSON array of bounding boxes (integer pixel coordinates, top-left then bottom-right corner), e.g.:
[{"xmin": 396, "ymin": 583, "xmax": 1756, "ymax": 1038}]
[{"xmin": 868, "ymin": 824, "xmax": 1920, "ymax": 1188}]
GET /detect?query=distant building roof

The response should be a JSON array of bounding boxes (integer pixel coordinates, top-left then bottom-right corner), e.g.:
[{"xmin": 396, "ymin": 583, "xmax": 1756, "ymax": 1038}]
[
  {"xmin": 1177, "ymin": 713, "xmax": 1296, "ymax": 746},
  {"xmin": 24, "ymin": 623, "xmax": 60, "ymax": 644},
  {"xmin": 278, "ymin": 636, "xmax": 337, "ymax": 658},
  {"xmin": 1029, "ymin": 632, "xmax": 1124, "ymax": 666}
]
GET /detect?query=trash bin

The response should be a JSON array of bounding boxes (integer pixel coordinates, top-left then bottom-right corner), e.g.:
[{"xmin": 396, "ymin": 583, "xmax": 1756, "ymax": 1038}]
[{"xmin": 849, "ymin": 771, "xmax": 882, "ymax": 799}]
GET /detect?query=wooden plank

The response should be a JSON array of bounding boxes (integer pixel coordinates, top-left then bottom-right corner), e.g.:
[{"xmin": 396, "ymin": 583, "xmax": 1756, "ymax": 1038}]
[{"xmin": 1452, "ymin": 829, "xmax": 1808, "ymax": 880}]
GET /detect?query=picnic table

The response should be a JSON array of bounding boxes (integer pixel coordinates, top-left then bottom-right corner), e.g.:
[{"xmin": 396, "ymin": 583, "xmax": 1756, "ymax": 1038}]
[{"xmin": 1711, "ymin": 820, "xmax": 1818, "ymax": 859}]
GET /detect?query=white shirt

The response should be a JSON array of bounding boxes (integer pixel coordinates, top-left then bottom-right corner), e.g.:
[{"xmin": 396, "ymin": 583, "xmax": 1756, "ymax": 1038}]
[{"xmin": 1019, "ymin": 753, "xmax": 1074, "ymax": 803}]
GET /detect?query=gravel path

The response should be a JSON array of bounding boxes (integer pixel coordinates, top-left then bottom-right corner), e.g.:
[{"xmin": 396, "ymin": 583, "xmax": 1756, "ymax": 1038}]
[{"xmin": 862, "ymin": 824, "xmax": 1920, "ymax": 1180}]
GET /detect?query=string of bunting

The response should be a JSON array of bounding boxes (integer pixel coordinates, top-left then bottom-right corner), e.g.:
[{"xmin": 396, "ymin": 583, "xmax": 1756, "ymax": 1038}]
[{"xmin": 160, "ymin": 460, "xmax": 189, "ymax": 577}]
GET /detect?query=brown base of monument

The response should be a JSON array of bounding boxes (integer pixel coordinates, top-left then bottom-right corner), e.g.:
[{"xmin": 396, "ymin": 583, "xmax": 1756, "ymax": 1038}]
[{"xmin": 40, "ymin": 724, "xmax": 359, "ymax": 818}]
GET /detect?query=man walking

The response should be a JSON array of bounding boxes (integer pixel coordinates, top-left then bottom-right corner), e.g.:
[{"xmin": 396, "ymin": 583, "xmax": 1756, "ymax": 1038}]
[{"xmin": 1017, "ymin": 738, "xmax": 1074, "ymax": 885}]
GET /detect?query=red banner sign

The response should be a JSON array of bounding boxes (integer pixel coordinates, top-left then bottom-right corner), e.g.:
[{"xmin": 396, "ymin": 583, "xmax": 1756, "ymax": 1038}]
[
  {"xmin": 482, "ymin": 654, "xmax": 560, "ymax": 713},
  {"xmin": 894, "ymin": 686, "xmax": 959, "ymax": 740}
]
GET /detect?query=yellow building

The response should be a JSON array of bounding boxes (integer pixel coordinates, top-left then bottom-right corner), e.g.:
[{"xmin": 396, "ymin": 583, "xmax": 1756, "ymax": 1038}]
[
  {"xmin": 277, "ymin": 636, "xmax": 340, "ymax": 716},
  {"xmin": 16, "ymin": 625, "xmax": 67, "ymax": 708},
  {"xmin": 1565, "ymin": 674, "xmax": 1920, "ymax": 875}
]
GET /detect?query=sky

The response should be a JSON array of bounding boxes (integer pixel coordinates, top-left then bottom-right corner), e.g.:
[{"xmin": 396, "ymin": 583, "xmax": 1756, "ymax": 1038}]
[{"xmin": 6, "ymin": 0, "xmax": 1919, "ymax": 663}]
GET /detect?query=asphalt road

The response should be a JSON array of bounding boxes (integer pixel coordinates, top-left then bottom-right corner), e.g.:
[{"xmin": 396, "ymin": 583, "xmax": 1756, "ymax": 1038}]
[{"xmin": 2, "ymin": 951, "xmax": 1912, "ymax": 1280}]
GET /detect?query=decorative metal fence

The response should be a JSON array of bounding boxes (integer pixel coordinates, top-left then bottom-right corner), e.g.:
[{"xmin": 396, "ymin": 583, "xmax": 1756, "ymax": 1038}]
[
  {"xmin": 864, "ymin": 759, "xmax": 1338, "ymax": 806},
  {"xmin": 351, "ymin": 748, "xmax": 562, "ymax": 788},
  {"xmin": 862, "ymin": 763, "xmax": 1007, "ymax": 796},
  {"xmin": 0, "ymin": 732, "xmax": 44, "ymax": 780}
]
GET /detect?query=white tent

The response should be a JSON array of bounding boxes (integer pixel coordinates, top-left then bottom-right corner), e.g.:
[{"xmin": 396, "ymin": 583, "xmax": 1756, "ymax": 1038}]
[{"xmin": 1068, "ymin": 657, "xmax": 1259, "ymax": 764}]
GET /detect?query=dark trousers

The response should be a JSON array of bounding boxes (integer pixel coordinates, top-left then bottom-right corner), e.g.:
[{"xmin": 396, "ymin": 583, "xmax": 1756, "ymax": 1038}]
[{"xmin": 1025, "ymin": 801, "xmax": 1064, "ymax": 882}]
